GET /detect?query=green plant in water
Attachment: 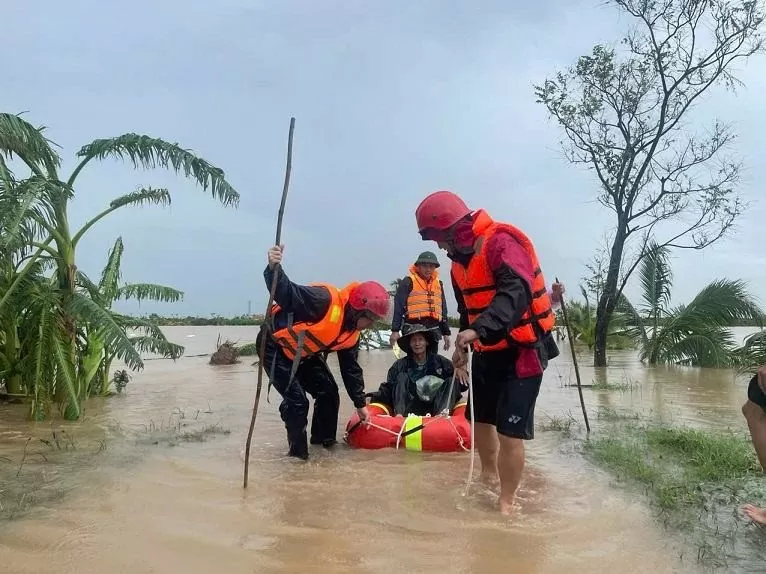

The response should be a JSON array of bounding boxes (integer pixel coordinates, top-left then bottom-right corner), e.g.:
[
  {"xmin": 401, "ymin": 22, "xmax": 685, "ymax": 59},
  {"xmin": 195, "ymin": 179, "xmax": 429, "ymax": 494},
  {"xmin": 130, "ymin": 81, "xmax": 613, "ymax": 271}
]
[
  {"xmin": 586, "ymin": 424, "xmax": 762, "ymax": 509},
  {"xmin": 554, "ymin": 286, "xmax": 634, "ymax": 351},
  {"xmin": 79, "ymin": 236, "xmax": 184, "ymax": 397},
  {"xmin": 112, "ymin": 369, "xmax": 131, "ymax": 394},
  {"xmin": 0, "ymin": 112, "xmax": 239, "ymax": 420},
  {"xmin": 618, "ymin": 242, "xmax": 764, "ymax": 367}
]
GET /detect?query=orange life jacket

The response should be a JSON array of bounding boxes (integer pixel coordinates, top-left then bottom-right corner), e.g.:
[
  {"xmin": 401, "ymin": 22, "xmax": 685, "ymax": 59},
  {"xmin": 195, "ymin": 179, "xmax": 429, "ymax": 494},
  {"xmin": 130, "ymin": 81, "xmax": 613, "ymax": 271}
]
[
  {"xmin": 406, "ymin": 264, "xmax": 443, "ymax": 321},
  {"xmin": 271, "ymin": 282, "xmax": 361, "ymax": 360},
  {"xmin": 451, "ymin": 210, "xmax": 555, "ymax": 352}
]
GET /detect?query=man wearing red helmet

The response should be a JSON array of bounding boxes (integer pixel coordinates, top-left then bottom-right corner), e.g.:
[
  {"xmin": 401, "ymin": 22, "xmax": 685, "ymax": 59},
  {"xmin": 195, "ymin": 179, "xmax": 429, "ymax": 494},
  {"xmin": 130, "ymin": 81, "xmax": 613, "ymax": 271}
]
[
  {"xmin": 415, "ymin": 190, "xmax": 563, "ymax": 514},
  {"xmin": 256, "ymin": 244, "xmax": 391, "ymax": 460}
]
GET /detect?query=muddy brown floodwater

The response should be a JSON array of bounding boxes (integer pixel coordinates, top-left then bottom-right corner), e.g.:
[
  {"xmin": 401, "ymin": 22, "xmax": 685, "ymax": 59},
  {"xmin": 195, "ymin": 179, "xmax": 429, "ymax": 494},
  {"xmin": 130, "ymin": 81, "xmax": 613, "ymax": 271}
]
[{"xmin": 0, "ymin": 326, "xmax": 761, "ymax": 573}]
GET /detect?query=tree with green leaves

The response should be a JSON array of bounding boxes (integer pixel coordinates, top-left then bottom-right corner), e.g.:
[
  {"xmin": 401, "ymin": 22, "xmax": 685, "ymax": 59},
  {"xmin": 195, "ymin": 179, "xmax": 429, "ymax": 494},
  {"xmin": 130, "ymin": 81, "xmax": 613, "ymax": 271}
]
[
  {"xmin": 79, "ymin": 237, "xmax": 185, "ymax": 398},
  {"xmin": 535, "ymin": 0, "xmax": 765, "ymax": 367},
  {"xmin": 555, "ymin": 285, "xmax": 634, "ymax": 351},
  {"xmin": 0, "ymin": 112, "xmax": 239, "ymax": 420},
  {"xmin": 618, "ymin": 242, "xmax": 763, "ymax": 367}
]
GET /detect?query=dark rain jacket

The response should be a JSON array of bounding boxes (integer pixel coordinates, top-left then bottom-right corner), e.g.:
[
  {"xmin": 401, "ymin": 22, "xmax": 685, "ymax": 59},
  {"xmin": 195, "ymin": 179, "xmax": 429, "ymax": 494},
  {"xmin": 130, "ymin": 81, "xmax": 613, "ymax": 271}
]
[
  {"xmin": 367, "ymin": 353, "xmax": 461, "ymax": 416},
  {"xmin": 263, "ymin": 265, "xmax": 367, "ymax": 409}
]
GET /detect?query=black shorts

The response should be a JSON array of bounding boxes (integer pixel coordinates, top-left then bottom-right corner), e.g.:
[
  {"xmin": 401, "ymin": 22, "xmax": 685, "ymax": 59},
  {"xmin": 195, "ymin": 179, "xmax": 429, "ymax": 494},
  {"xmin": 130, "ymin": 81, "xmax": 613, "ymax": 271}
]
[
  {"xmin": 466, "ymin": 349, "xmax": 543, "ymax": 440},
  {"xmin": 747, "ymin": 375, "xmax": 766, "ymax": 410}
]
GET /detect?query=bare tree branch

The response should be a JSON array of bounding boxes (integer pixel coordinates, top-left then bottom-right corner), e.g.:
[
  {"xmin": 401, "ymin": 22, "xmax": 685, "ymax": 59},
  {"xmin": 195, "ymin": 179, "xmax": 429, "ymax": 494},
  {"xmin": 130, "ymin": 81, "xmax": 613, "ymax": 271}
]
[{"xmin": 535, "ymin": 0, "xmax": 764, "ymax": 366}]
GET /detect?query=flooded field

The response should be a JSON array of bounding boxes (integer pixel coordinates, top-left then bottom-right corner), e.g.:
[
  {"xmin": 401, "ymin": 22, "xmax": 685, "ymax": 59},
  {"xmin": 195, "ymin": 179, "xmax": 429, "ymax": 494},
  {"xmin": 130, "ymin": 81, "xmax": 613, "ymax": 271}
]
[{"xmin": 0, "ymin": 326, "xmax": 762, "ymax": 573}]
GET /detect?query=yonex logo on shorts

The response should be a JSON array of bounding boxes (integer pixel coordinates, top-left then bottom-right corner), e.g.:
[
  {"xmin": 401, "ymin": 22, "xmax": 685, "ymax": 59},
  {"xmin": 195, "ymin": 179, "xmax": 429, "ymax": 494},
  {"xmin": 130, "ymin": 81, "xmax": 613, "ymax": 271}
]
[{"xmin": 508, "ymin": 415, "xmax": 522, "ymax": 424}]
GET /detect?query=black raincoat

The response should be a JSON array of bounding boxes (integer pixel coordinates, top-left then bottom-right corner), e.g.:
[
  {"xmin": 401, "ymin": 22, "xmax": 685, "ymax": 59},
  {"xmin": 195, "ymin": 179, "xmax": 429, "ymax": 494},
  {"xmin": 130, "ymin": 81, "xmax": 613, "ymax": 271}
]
[{"xmin": 367, "ymin": 353, "xmax": 462, "ymax": 416}]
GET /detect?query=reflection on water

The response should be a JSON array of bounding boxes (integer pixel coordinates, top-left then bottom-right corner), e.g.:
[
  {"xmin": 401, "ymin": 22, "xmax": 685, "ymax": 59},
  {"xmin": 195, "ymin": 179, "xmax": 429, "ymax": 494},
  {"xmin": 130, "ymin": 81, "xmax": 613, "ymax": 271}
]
[{"xmin": 0, "ymin": 326, "xmax": 760, "ymax": 573}]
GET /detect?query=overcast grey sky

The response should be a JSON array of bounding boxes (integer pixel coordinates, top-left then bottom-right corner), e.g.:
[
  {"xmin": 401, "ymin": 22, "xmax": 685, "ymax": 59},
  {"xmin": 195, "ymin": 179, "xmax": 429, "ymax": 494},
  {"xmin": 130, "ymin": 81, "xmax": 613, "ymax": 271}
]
[{"xmin": 5, "ymin": 0, "xmax": 766, "ymax": 319}]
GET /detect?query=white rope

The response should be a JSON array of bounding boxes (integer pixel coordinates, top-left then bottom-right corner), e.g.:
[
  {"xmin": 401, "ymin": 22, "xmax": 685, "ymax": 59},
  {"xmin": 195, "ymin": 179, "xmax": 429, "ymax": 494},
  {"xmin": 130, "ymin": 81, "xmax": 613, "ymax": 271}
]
[
  {"xmin": 365, "ymin": 421, "xmax": 400, "ymax": 437},
  {"xmin": 462, "ymin": 348, "xmax": 475, "ymax": 497},
  {"xmin": 346, "ymin": 378, "xmax": 469, "ymax": 452},
  {"xmin": 444, "ymin": 414, "xmax": 469, "ymax": 452}
]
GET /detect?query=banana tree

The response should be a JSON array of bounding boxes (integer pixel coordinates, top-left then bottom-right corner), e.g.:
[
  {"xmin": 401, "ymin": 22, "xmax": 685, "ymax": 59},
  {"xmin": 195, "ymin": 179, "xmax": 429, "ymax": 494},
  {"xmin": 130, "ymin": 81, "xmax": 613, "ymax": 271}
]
[
  {"xmin": 554, "ymin": 285, "xmax": 634, "ymax": 350},
  {"xmin": 79, "ymin": 237, "xmax": 184, "ymax": 397},
  {"xmin": 0, "ymin": 169, "xmax": 57, "ymax": 397},
  {"xmin": 0, "ymin": 112, "xmax": 239, "ymax": 419},
  {"xmin": 618, "ymin": 242, "xmax": 764, "ymax": 367}
]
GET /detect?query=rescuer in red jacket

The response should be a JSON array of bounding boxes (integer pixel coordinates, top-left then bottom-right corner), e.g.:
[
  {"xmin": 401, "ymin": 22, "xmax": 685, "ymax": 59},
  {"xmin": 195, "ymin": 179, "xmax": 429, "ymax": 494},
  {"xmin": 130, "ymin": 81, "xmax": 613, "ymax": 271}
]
[{"xmin": 415, "ymin": 190, "xmax": 564, "ymax": 514}]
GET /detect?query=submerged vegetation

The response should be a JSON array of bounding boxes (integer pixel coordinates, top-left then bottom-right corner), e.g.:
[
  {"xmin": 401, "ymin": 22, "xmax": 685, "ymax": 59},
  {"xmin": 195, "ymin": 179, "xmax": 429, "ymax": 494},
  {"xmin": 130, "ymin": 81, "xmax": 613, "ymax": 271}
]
[
  {"xmin": 0, "ymin": 403, "xmax": 230, "ymax": 520},
  {"xmin": 0, "ymin": 111, "xmax": 239, "ymax": 420},
  {"xmin": 540, "ymin": 408, "xmax": 766, "ymax": 570},
  {"xmin": 618, "ymin": 243, "xmax": 764, "ymax": 368}
]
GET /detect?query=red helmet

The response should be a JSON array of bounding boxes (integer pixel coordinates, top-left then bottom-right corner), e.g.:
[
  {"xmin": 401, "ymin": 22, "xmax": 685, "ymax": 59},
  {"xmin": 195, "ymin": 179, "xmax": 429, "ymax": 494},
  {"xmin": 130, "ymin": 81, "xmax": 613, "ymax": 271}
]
[
  {"xmin": 415, "ymin": 190, "xmax": 471, "ymax": 233},
  {"xmin": 348, "ymin": 281, "xmax": 390, "ymax": 319}
]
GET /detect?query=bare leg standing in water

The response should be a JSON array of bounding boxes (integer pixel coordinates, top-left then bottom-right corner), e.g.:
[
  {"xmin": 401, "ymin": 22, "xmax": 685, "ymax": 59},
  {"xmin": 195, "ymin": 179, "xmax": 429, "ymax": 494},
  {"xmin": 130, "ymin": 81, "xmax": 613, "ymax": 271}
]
[
  {"xmin": 466, "ymin": 348, "xmax": 543, "ymax": 514},
  {"xmin": 741, "ymin": 366, "xmax": 766, "ymax": 524},
  {"xmin": 475, "ymin": 422, "xmax": 500, "ymax": 486},
  {"xmin": 497, "ymin": 436, "xmax": 526, "ymax": 514},
  {"xmin": 474, "ymin": 424, "xmax": 526, "ymax": 514}
]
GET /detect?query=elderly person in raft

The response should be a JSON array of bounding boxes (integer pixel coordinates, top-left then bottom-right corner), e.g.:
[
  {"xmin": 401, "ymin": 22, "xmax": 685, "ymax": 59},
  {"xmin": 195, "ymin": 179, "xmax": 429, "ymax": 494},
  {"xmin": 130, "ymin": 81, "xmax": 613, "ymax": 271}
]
[{"xmin": 366, "ymin": 323, "xmax": 468, "ymax": 417}]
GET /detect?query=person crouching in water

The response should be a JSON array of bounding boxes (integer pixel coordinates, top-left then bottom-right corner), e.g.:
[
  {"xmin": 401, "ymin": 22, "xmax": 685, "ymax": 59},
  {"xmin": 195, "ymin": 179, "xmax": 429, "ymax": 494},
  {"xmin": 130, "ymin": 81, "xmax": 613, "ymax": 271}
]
[
  {"xmin": 256, "ymin": 244, "xmax": 391, "ymax": 460},
  {"xmin": 367, "ymin": 323, "xmax": 467, "ymax": 417}
]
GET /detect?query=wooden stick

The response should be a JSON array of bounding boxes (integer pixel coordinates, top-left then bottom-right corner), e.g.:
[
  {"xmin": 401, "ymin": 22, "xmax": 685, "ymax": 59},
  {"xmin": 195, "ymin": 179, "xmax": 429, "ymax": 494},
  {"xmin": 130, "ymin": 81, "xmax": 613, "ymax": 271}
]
[
  {"xmin": 555, "ymin": 277, "xmax": 590, "ymax": 433},
  {"xmin": 243, "ymin": 117, "xmax": 296, "ymax": 488}
]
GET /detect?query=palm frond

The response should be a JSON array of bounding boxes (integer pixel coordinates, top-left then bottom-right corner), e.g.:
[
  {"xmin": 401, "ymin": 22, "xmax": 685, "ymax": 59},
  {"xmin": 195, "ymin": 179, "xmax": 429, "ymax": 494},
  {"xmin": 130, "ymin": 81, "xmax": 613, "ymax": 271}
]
[
  {"xmin": 734, "ymin": 330, "xmax": 766, "ymax": 373},
  {"xmin": 647, "ymin": 280, "xmax": 763, "ymax": 366},
  {"xmin": 671, "ymin": 280, "xmax": 763, "ymax": 329},
  {"xmin": 114, "ymin": 314, "xmax": 183, "ymax": 359},
  {"xmin": 0, "ymin": 177, "xmax": 64, "ymax": 261},
  {"xmin": 68, "ymin": 293, "xmax": 144, "ymax": 371},
  {"xmin": 98, "ymin": 237, "xmax": 124, "ymax": 304},
  {"xmin": 0, "ymin": 113, "xmax": 61, "ymax": 175},
  {"xmin": 76, "ymin": 270, "xmax": 103, "ymax": 303},
  {"xmin": 115, "ymin": 314, "xmax": 169, "ymax": 339},
  {"xmin": 658, "ymin": 329, "xmax": 735, "ymax": 368},
  {"xmin": 108, "ymin": 187, "xmax": 171, "ymax": 210},
  {"xmin": 128, "ymin": 335, "xmax": 184, "ymax": 360},
  {"xmin": 0, "ymin": 177, "xmax": 46, "ymax": 251},
  {"xmin": 615, "ymin": 292, "xmax": 650, "ymax": 350},
  {"xmin": 74, "ymin": 134, "xmax": 239, "ymax": 207},
  {"xmin": 118, "ymin": 283, "xmax": 184, "ymax": 304},
  {"xmin": 638, "ymin": 242, "xmax": 673, "ymax": 318},
  {"xmin": 72, "ymin": 188, "xmax": 172, "ymax": 247}
]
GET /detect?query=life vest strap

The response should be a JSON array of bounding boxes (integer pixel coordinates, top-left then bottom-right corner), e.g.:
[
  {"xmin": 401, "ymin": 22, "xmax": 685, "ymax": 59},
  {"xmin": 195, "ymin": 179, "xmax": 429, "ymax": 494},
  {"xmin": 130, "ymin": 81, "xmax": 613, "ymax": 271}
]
[
  {"xmin": 518, "ymin": 308, "xmax": 553, "ymax": 326},
  {"xmin": 461, "ymin": 284, "xmax": 496, "ymax": 295}
]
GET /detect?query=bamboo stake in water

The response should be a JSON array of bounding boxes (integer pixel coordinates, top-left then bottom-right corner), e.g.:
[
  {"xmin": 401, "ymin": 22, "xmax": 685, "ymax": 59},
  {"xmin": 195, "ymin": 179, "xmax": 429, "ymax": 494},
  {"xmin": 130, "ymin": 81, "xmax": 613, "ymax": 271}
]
[
  {"xmin": 243, "ymin": 117, "xmax": 296, "ymax": 488},
  {"xmin": 555, "ymin": 277, "xmax": 590, "ymax": 433}
]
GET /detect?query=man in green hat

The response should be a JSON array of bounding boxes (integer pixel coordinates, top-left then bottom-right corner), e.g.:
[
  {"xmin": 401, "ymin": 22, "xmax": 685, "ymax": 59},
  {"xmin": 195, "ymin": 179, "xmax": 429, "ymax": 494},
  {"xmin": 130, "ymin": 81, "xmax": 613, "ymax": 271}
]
[{"xmin": 390, "ymin": 251, "xmax": 451, "ymax": 352}]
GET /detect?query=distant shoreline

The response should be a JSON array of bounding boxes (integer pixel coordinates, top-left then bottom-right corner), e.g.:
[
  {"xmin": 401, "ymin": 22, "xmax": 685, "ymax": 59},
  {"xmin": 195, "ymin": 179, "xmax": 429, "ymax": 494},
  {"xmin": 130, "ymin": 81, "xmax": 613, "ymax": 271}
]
[
  {"xmin": 130, "ymin": 314, "xmax": 462, "ymax": 329},
  {"xmin": 130, "ymin": 314, "xmax": 763, "ymax": 328}
]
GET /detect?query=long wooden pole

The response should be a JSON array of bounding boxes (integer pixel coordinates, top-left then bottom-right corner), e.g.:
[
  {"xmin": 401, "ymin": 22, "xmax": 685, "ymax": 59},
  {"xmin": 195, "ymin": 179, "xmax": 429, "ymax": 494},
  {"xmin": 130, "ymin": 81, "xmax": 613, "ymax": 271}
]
[
  {"xmin": 555, "ymin": 277, "xmax": 590, "ymax": 433},
  {"xmin": 243, "ymin": 117, "xmax": 296, "ymax": 488}
]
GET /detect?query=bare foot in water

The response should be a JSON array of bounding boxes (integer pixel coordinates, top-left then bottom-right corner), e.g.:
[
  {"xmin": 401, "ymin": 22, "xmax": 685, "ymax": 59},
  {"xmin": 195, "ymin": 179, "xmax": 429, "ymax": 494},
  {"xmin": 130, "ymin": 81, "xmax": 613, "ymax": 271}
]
[
  {"xmin": 742, "ymin": 504, "xmax": 766, "ymax": 525},
  {"xmin": 499, "ymin": 494, "xmax": 517, "ymax": 516}
]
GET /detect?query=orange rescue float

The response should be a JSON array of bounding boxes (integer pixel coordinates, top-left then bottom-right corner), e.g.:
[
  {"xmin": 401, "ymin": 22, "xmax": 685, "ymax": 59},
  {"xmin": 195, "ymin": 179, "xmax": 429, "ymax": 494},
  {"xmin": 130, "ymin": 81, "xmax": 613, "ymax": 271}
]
[{"xmin": 344, "ymin": 402, "xmax": 472, "ymax": 452}]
